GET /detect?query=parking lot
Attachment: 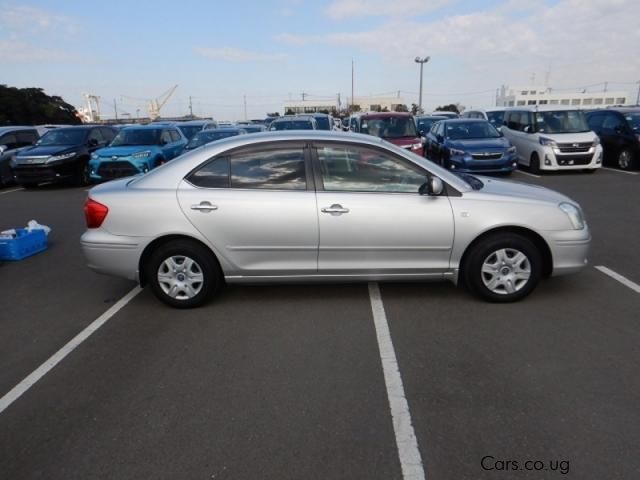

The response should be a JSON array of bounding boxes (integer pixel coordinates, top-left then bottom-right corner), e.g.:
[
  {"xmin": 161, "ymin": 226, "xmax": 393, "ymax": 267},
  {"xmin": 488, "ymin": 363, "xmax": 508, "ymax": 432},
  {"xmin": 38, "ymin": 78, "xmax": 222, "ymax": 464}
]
[{"xmin": 1, "ymin": 167, "xmax": 640, "ymax": 479}]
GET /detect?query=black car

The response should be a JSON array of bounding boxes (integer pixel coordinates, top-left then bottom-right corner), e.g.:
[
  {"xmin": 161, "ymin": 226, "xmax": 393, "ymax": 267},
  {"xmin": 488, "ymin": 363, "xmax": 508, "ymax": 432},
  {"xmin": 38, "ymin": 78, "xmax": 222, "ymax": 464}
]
[
  {"xmin": 585, "ymin": 108, "xmax": 640, "ymax": 170},
  {"xmin": 12, "ymin": 125, "xmax": 117, "ymax": 188},
  {"xmin": 0, "ymin": 127, "xmax": 40, "ymax": 186},
  {"xmin": 415, "ymin": 115, "xmax": 447, "ymax": 137}
]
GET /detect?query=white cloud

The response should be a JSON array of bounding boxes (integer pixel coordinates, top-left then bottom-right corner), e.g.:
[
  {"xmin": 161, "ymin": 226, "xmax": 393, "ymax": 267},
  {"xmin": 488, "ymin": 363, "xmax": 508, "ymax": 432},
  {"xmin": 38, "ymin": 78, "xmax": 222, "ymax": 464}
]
[
  {"xmin": 325, "ymin": 0, "xmax": 451, "ymax": 20},
  {"xmin": 0, "ymin": 39, "xmax": 83, "ymax": 62},
  {"xmin": 278, "ymin": 0, "xmax": 640, "ymax": 90},
  {"xmin": 0, "ymin": 5, "xmax": 77, "ymax": 34},
  {"xmin": 194, "ymin": 47, "xmax": 288, "ymax": 62}
]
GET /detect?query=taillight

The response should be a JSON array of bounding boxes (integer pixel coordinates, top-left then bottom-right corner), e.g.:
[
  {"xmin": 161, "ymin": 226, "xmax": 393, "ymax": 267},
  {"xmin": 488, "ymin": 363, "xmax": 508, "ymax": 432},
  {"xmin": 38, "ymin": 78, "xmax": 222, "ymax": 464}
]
[{"xmin": 84, "ymin": 198, "xmax": 109, "ymax": 228}]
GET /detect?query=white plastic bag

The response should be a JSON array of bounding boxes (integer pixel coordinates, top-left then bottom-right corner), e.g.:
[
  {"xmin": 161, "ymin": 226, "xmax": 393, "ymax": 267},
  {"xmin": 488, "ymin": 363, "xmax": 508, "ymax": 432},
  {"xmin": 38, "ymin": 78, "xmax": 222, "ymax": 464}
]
[{"xmin": 26, "ymin": 220, "xmax": 51, "ymax": 236}]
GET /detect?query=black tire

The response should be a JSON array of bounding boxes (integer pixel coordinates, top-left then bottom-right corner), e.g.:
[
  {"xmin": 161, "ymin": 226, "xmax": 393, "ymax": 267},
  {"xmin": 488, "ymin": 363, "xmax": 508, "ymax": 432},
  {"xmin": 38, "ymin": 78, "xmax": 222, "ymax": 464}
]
[
  {"xmin": 20, "ymin": 182, "xmax": 39, "ymax": 189},
  {"xmin": 529, "ymin": 152, "xmax": 541, "ymax": 174},
  {"xmin": 463, "ymin": 233, "xmax": 542, "ymax": 303},
  {"xmin": 145, "ymin": 239, "xmax": 222, "ymax": 308},
  {"xmin": 617, "ymin": 149, "xmax": 634, "ymax": 170},
  {"xmin": 583, "ymin": 168, "xmax": 597, "ymax": 174},
  {"xmin": 73, "ymin": 160, "xmax": 90, "ymax": 187}
]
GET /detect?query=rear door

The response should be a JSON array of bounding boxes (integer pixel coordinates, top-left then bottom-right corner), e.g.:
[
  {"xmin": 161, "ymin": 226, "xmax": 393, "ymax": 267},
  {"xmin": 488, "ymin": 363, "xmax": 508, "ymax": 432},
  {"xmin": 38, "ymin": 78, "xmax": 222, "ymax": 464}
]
[
  {"xmin": 177, "ymin": 142, "xmax": 319, "ymax": 276},
  {"xmin": 312, "ymin": 142, "xmax": 454, "ymax": 274}
]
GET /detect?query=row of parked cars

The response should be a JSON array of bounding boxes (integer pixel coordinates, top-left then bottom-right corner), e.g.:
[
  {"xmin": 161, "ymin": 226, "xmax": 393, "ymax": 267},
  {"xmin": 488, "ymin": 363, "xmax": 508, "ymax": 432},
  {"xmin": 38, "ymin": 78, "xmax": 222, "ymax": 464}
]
[{"xmin": 1, "ymin": 106, "xmax": 638, "ymax": 188}]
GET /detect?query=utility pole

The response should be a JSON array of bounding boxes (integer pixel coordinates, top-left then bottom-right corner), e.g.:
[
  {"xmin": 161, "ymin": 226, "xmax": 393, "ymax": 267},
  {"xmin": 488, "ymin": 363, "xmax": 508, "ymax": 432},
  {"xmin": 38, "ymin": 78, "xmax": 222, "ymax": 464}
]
[
  {"xmin": 113, "ymin": 99, "xmax": 118, "ymax": 121},
  {"xmin": 414, "ymin": 56, "xmax": 430, "ymax": 114},
  {"xmin": 351, "ymin": 59, "xmax": 354, "ymax": 112},
  {"xmin": 636, "ymin": 80, "xmax": 640, "ymax": 105},
  {"xmin": 301, "ymin": 92, "xmax": 307, "ymax": 101},
  {"xmin": 604, "ymin": 81, "xmax": 608, "ymax": 92},
  {"xmin": 189, "ymin": 96, "xmax": 193, "ymax": 117},
  {"xmin": 337, "ymin": 93, "xmax": 341, "ymax": 110},
  {"xmin": 243, "ymin": 95, "xmax": 247, "ymax": 120}
]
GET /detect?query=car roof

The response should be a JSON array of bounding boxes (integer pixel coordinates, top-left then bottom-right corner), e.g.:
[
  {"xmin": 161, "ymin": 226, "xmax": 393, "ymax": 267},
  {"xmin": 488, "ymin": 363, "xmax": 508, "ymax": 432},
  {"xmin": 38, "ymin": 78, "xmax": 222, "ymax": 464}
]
[
  {"xmin": 441, "ymin": 118, "xmax": 488, "ymax": 123},
  {"xmin": 273, "ymin": 116, "xmax": 314, "ymax": 122},
  {"xmin": 415, "ymin": 115, "xmax": 447, "ymax": 120},
  {"xmin": 177, "ymin": 120, "xmax": 208, "ymax": 125},
  {"xmin": 0, "ymin": 126, "xmax": 38, "ymax": 134},
  {"xmin": 360, "ymin": 112, "xmax": 413, "ymax": 119},
  {"xmin": 505, "ymin": 105, "xmax": 582, "ymax": 112},
  {"xmin": 121, "ymin": 124, "xmax": 176, "ymax": 130},
  {"xmin": 201, "ymin": 127, "xmax": 244, "ymax": 132}
]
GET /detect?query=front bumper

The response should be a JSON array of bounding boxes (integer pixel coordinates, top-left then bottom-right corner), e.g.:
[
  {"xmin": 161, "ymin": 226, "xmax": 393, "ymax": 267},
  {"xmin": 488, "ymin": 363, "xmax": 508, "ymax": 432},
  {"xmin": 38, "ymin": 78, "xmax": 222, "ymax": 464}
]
[
  {"xmin": 539, "ymin": 145, "xmax": 603, "ymax": 171},
  {"xmin": 89, "ymin": 158, "xmax": 146, "ymax": 182},
  {"xmin": 12, "ymin": 159, "xmax": 78, "ymax": 184},
  {"xmin": 544, "ymin": 226, "xmax": 591, "ymax": 276},
  {"xmin": 81, "ymin": 229, "xmax": 147, "ymax": 282}
]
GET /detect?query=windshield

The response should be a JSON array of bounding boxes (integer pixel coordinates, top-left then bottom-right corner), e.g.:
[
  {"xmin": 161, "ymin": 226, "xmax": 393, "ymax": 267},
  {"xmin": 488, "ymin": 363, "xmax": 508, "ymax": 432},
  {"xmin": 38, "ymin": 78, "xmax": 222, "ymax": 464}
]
[
  {"xmin": 486, "ymin": 111, "xmax": 505, "ymax": 127},
  {"xmin": 416, "ymin": 118, "xmax": 442, "ymax": 133},
  {"xmin": 270, "ymin": 120, "xmax": 314, "ymax": 130},
  {"xmin": 624, "ymin": 113, "xmax": 640, "ymax": 132},
  {"xmin": 361, "ymin": 117, "xmax": 417, "ymax": 139},
  {"xmin": 186, "ymin": 130, "xmax": 241, "ymax": 149},
  {"xmin": 111, "ymin": 129, "xmax": 162, "ymax": 146},
  {"xmin": 454, "ymin": 172, "xmax": 484, "ymax": 190},
  {"xmin": 178, "ymin": 125, "xmax": 204, "ymax": 140},
  {"xmin": 242, "ymin": 126, "xmax": 264, "ymax": 133},
  {"xmin": 314, "ymin": 117, "xmax": 331, "ymax": 130},
  {"xmin": 446, "ymin": 121, "xmax": 501, "ymax": 140},
  {"xmin": 37, "ymin": 129, "xmax": 87, "ymax": 146},
  {"xmin": 534, "ymin": 110, "xmax": 590, "ymax": 134}
]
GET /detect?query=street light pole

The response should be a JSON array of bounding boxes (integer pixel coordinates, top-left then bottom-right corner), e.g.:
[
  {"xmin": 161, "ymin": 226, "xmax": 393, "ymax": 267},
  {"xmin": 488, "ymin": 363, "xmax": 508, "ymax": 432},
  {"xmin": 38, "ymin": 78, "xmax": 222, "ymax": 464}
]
[{"xmin": 414, "ymin": 56, "xmax": 430, "ymax": 113}]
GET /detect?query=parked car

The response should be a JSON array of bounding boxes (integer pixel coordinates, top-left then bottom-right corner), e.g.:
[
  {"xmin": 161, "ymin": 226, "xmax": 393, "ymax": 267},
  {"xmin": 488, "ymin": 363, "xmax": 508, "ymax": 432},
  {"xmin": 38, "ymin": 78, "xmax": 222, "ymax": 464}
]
[
  {"xmin": 424, "ymin": 119, "xmax": 517, "ymax": 174},
  {"xmin": 184, "ymin": 128, "xmax": 247, "ymax": 151},
  {"xmin": 501, "ymin": 106, "xmax": 602, "ymax": 173},
  {"xmin": 202, "ymin": 120, "xmax": 219, "ymax": 130},
  {"xmin": 263, "ymin": 117, "xmax": 278, "ymax": 127},
  {"xmin": 269, "ymin": 116, "xmax": 317, "ymax": 130},
  {"xmin": 585, "ymin": 108, "xmax": 640, "ymax": 170},
  {"xmin": 0, "ymin": 127, "xmax": 40, "ymax": 186},
  {"xmin": 81, "ymin": 130, "xmax": 590, "ymax": 308},
  {"xmin": 355, "ymin": 112, "xmax": 424, "ymax": 155},
  {"xmin": 217, "ymin": 120, "xmax": 234, "ymax": 128},
  {"xmin": 12, "ymin": 126, "xmax": 116, "ymax": 187},
  {"xmin": 309, "ymin": 113, "xmax": 333, "ymax": 131},
  {"xmin": 415, "ymin": 115, "xmax": 447, "ymax": 137},
  {"xmin": 239, "ymin": 125, "xmax": 267, "ymax": 134},
  {"xmin": 461, "ymin": 108, "xmax": 506, "ymax": 130},
  {"xmin": 175, "ymin": 120, "xmax": 208, "ymax": 140},
  {"xmin": 428, "ymin": 111, "xmax": 459, "ymax": 119},
  {"xmin": 89, "ymin": 125, "xmax": 187, "ymax": 182}
]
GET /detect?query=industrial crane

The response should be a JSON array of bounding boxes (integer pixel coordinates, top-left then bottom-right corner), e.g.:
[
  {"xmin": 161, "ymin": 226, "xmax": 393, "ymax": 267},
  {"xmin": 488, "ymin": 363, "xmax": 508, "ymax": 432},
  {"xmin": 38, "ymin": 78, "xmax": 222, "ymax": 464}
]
[{"xmin": 120, "ymin": 84, "xmax": 179, "ymax": 120}]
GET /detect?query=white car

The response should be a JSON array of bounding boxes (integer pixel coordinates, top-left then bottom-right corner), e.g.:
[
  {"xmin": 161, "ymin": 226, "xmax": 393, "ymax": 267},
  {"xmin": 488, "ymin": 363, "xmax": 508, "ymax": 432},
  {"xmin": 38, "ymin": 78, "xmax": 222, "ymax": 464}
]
[{"xmin": 501, "ymin": 106, "xmax": 602, "ymax": 173}]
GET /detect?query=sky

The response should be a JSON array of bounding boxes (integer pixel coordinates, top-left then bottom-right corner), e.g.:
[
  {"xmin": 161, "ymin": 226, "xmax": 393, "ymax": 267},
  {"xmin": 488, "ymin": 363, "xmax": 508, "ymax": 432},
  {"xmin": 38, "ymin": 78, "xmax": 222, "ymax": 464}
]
[{"xmin": 1, "ymin": 0, "xmax": 639, "ymax": 120}]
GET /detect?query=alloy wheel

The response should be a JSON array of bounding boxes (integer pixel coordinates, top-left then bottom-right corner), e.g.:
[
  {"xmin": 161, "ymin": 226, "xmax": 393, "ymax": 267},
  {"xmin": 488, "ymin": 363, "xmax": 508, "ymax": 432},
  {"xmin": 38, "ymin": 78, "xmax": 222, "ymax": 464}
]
[{"xmin": 481, "ymin": 248, "xmax": 531, "ymax": 295}]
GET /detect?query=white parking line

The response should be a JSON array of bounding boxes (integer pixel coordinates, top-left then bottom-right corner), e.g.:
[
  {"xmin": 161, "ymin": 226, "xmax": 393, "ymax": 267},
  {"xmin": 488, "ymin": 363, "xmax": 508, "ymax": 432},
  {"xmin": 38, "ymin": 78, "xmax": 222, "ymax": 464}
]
[
  {"xmin": 595, "ymin": 266, "xmax": 640, "ymax": 294},
  {"xmin": 0, "ymin": 286, "xmax": 142, "ymax": 415},
  {"xmin": 600, "ymin": 167, "xmax": 639, "ymax": 176},
  {"xmin": 514, "ymin": 170, "xmax": 541, "ymax": 179},
  {"xmin": 0, "ymin": 187, "xmax": 24, "ymax": 195},
  {"xmin": 368, "ymin": 282, "xmax": 425, "ymax": 480}
]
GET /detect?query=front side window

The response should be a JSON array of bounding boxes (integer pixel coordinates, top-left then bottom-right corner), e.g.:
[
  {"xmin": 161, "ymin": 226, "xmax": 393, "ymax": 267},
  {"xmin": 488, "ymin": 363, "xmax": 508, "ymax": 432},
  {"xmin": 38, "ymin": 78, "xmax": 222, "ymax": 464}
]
[
  {"xmin": 37, "ymin": 128, "xmax": 87, "ymax": 146},
  {"xmin": 486, "ymin": 111, "xmax": 504, "ymax": 126},
  {"xmin": 602, "ymin": 113, "xmax": 624, "ymax": 131},
  {"xmin": 17, "ymin": 131, "xmax": 38, "ymax": 146},
  {"xmin": 88, "ymin": 129, "xmax": 105, "ymax": 143},
  {"xmin": 624, "ymin": 113, "xmax": 640, "ymax": 132},
  {"xmin": 230, "ymin": 147, "xmax": 306, "ymax": 190},
  {"xmin": 161, "ymin": 130, "xmax": 173, "ymax": 144},
  {"xmin": 317, "ymin": 144, "xmax": 425, "ymax": 193}
]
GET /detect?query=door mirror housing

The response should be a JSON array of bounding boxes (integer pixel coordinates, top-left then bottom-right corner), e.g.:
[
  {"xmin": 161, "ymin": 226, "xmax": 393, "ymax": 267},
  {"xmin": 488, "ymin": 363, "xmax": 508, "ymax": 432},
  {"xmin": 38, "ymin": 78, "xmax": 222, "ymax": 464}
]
[
  {"xmin": 523, "ymin": 125, "xmax": 532, "ymax": 133},
  {"xmin": 419, "ymin": 175, "xmax": 444, "ymax": 196},
  {"xmin": 88, "ymin": 138, "xmax": 99, "ymax": 147}
]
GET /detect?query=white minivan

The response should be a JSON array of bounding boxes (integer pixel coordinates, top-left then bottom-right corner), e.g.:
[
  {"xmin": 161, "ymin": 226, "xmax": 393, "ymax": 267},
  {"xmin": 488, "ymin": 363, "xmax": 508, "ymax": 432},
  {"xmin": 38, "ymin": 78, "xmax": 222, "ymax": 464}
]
[{"xmin": 501, "ymin": 106, "xmax": 602, "ymax": 173}]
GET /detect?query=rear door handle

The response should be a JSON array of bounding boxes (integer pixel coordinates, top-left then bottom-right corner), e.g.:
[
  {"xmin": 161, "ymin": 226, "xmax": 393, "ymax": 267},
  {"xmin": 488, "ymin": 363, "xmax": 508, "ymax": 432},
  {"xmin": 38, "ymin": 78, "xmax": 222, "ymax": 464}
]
[
  {"xmin": 321, "ymin": 204, "xmax": 349, "ymax": 215},
  {"xmin": 191, "ymin": 201, "xmax": 218, "ymax": 212}
]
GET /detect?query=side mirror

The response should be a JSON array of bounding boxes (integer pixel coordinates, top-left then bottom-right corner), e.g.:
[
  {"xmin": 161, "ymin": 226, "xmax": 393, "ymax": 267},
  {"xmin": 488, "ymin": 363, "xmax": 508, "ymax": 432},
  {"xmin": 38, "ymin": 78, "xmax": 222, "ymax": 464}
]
[
  {"xmin": 160, "ymin": 138, "xmax": 168, "ymax": 145},
  {"xmin": 88, "ymin": 138, "xmax": 99, "ymax": 147},
  {"xmin": 523, "ymin": 125, "xmax": 534, "ymax": 134},
  {"xmin": 418, "ymin": 128, "xmax": 426, "ymax": 136},
  {"xmin": 614, "ymin": 125, "xmax": 626, "ymax": 135},
  {"xmin": 436, "ymin": 134, "xmax": 444, "ymax": 143},
  {"xmin": 0, "ymin": 145, "xmax": 7, "ymax": 154},
  {"xmin": 419, "ymin": 175, "xmax": 444, "ymax": 196}
]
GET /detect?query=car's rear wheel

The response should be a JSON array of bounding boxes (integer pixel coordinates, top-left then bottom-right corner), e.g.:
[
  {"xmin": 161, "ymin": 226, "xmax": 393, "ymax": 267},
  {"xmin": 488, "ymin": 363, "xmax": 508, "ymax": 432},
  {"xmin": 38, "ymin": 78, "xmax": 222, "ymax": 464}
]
[
  {"xmin": 73, "ymin": 161, "xmax": 90, "ymax": 187},
  {"xmin": 529, "ymin": 152, "xmax": 541, "ymax": 174},
  {"xmin": 617, "ymin": 149, "xmax": 634, "ymax": 170},
  {"xmin": 463, "ymin": 233, "xmax": 542, "ymax": 302},
  {"xmin": 145, "ymin": 239, "xmax": 222, "ymax": 308}
]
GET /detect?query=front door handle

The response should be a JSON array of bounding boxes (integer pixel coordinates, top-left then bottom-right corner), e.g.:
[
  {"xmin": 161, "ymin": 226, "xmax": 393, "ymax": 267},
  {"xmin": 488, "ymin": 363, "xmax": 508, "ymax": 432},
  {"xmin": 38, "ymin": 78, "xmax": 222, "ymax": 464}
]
[
  {"xmin": 191, "ymin": 201, "xmax": 218, "ymax": 212},
  {"xmin": 321, "ymin": 204, "xmax": 349, "ymax": 215}
]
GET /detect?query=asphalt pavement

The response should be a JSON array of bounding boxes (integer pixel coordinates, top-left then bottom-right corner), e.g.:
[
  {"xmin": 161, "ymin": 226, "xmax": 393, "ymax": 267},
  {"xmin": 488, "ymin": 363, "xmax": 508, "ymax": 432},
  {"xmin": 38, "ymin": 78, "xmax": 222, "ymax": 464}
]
[{"xmin": 1, "ymin": 168, "xmax": 639, "ymax": 479}]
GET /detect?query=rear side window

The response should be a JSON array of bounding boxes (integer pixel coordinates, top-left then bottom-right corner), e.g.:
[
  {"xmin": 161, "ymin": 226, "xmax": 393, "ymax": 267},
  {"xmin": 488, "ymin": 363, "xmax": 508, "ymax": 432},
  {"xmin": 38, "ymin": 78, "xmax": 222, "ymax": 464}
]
[
  {"xmin": 187, "ymin": 158, "xmax": 230, "ymax": 188},
  {"xmin": 230, "ymin": 148, "xmax": 306, "ymax": 190}
]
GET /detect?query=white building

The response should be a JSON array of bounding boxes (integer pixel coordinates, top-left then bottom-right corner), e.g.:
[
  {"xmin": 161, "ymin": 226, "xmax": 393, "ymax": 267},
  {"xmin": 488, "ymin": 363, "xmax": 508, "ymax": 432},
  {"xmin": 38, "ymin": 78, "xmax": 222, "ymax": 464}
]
[
  {"xmin": 497, "ymin": 85, "xmax": 632, "ymax": 108},
  {"xmin": 284, "ymin": 95, "xmax": 407, "ymax": 114}
]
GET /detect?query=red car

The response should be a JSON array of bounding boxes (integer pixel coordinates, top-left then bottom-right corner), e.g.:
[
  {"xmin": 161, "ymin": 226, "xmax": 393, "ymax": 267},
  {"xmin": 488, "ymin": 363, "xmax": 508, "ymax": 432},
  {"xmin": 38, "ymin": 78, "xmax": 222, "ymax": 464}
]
[{"xmin": 354, "ymin": 112, "xmax": 424, "ymax": 156}]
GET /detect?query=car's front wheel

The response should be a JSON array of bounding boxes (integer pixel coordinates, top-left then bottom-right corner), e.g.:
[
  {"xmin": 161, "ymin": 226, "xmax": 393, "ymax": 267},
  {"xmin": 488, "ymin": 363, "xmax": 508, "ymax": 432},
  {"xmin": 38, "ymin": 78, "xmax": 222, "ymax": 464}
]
[
  {"xmin": 617, "ymin": 149, "xmax": 634, "ymax": 170},
  {"xmin": 145, "ymin": 239, "xmax": 222, "ymax": 308},
  {"xmin": 463, "ymin": 233, "xmax": 542, "ymax": 302}
]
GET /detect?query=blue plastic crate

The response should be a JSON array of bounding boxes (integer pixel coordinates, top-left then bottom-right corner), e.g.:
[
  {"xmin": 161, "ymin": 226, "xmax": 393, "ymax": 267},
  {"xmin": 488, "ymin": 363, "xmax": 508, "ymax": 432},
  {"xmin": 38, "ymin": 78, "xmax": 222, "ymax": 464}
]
[{"xmin": 0, "ymin": 228, "xmax": 48, "ymax": 261}]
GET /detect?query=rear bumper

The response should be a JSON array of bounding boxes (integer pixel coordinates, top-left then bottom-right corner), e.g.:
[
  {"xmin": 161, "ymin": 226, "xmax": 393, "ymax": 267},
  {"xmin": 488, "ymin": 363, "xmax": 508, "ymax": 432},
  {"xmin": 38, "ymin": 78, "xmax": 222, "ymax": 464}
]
[{"xmin": 81, "ymin": 229, "xmax": 147, "ymax": 282}]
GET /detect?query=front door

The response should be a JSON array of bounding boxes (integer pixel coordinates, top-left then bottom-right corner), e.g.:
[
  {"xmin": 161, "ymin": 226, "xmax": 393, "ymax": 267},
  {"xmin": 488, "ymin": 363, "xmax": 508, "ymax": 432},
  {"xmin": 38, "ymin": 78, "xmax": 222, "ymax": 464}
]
[
  {"xmin": 178, "ymin": 143, "xmax": 319, "ymax": 276},
  {"xmin": 312, "ymin": 142, "xmax": 454, "ymax": 274}
]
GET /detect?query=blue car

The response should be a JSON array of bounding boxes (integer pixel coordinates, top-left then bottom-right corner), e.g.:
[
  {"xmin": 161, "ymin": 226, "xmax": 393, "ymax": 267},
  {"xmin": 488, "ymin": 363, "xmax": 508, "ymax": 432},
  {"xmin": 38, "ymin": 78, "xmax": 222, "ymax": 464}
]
[
  {"xmin": 183, "ymin": 127, "xmax": 247, "ymax": 151},
  {"xmin": 424, "ymin": 119, "xmax": 517, "ymax": 174},
  {"xmin": 89, "ymin": 125, "xmax": 187, "ymax": 181}
]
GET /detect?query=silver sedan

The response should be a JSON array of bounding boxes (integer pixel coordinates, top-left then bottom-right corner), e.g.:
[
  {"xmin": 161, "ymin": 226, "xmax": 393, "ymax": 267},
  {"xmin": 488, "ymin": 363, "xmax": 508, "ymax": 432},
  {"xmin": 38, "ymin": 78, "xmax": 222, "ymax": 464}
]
[{"xmin": 81, "ymin": 131, "xmax": 590, "ymax": 308}]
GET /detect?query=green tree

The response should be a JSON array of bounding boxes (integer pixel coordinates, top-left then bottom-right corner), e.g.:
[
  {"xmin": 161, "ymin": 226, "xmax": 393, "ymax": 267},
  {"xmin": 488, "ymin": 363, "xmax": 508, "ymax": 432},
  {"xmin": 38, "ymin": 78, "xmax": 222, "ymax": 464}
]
[
  {"xmin": 266, "ymin": 112, "xmax": 280, "ymax": 117},
  {"xmin": 0, "ymin": 85, "xmax": 81, "ymax": 125},
  {"xmin": 285, "ymin": 108, "xmax": 295, "ymax": 115},
  {"xmin": 434, "ymin": 103, "xmax": 460, "ymax": 114},
  {"xmin": 394, "ymin": 104, "xmax": 409, "ymax": 112},
  {"xmin": 410, "ymin": 103, "xmax": 420, "ymax": 115}
]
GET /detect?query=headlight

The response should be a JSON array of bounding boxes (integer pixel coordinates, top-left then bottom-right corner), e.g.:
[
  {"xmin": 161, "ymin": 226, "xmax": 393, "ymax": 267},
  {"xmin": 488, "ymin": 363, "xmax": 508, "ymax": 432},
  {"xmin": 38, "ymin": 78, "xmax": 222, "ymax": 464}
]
[
  {"xmin": 411, "ymin": 143, "xmax": 422, "ymax": 150},
  {"xmin": 559, "ymin": 202, "xmax": 585, "ymax": 230},
  {"xmin": 507, "ymin": 146, "xmax": 516, "ymax": 154},
  {"xmin": 91, "ymin": 153, "xmax": 99, "ymax": 159},
  {"xmin": 132, "ymin": 150, "xmax": 151, "ymax": 159},
  {"xmin": 539, "ymin": 137, "xmax": 557, "ymax": 147},
  {"xmin": 47, "ymin": 152, "xmax": 77, "ymax": 163},
  {"xmin": 450, "ymin": 148, "xmax": 465, "ymax": 156},
  {"xmin": 592, "ymin": 136, "xmax": 600, "ymax": 146}
]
